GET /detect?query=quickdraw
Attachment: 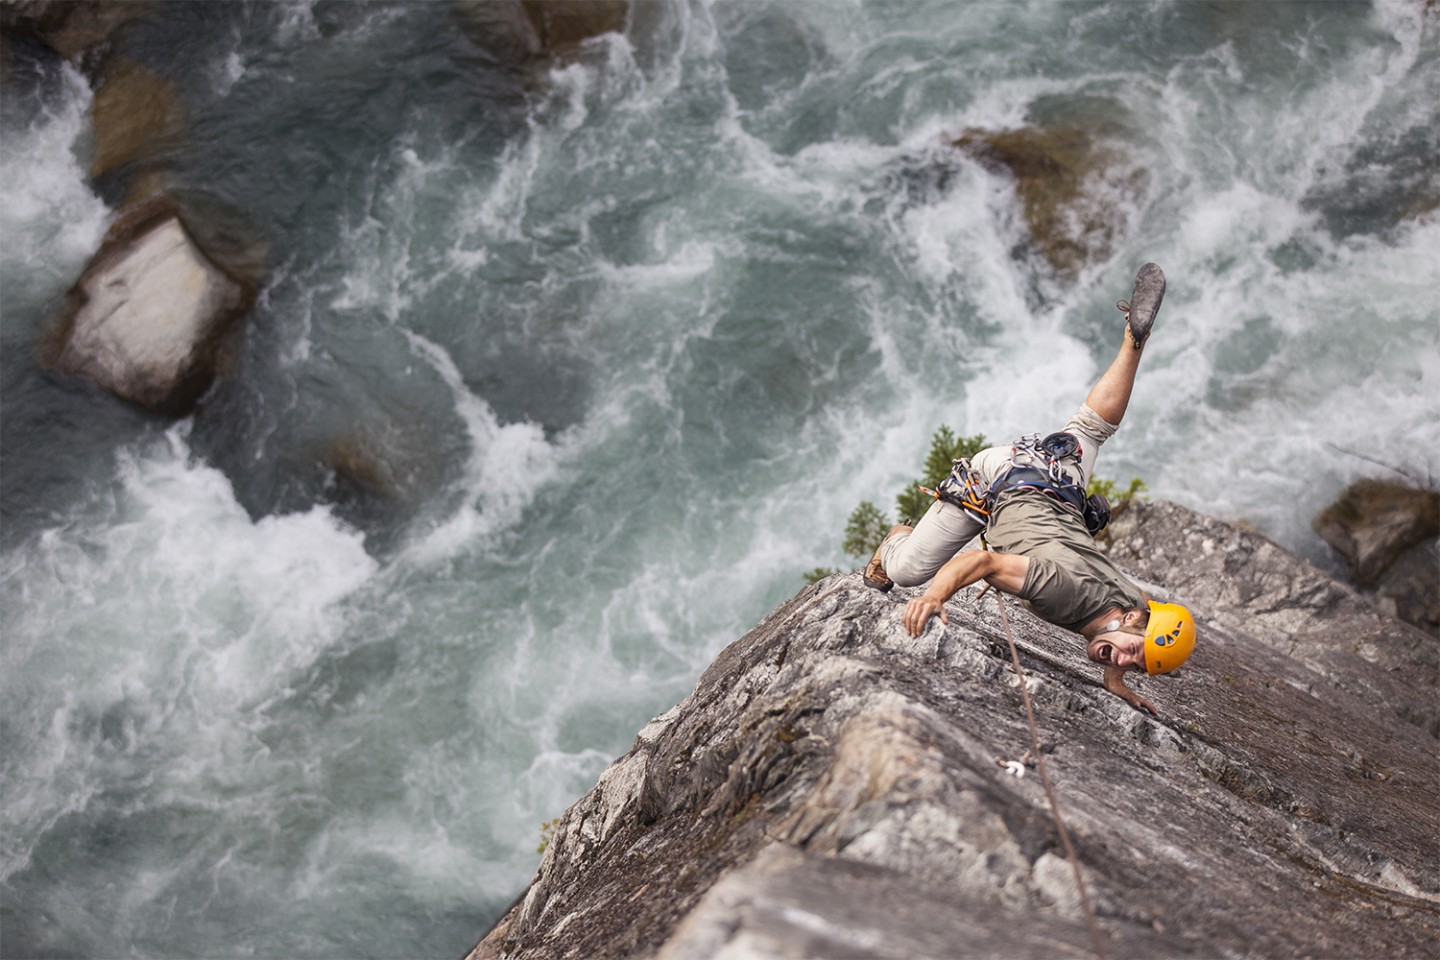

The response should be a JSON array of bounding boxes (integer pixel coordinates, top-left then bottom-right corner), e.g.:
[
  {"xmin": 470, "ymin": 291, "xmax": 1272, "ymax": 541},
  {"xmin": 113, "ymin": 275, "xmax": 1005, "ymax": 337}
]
[{"xmin": 923, "ymin": 462, "xmax": 993, "ymax": 526}]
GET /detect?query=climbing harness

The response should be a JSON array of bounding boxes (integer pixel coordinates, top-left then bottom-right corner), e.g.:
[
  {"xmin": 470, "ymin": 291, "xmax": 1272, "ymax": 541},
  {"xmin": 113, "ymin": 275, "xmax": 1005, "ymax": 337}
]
[
  {"xmin": 927, "ymin": 432, "xmax": 1112, "ymax": 535},
  {"xmin": 992, "ymin": 587, "xmax": 1108, "ymax": 960}
]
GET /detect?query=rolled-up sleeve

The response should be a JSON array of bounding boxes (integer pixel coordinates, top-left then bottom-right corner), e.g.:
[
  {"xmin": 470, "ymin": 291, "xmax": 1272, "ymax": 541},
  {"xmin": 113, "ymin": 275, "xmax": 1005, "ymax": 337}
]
[{"xmin": 1061, "ymin": 403, "xmax": 1120, "ymax": 490}]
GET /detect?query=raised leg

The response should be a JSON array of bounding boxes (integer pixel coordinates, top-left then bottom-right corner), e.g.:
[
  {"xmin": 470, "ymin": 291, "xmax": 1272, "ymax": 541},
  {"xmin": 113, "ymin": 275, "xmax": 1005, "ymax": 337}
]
[{"xmin": 1084, "ymin": 327, "xmax": 1146, "ymax": 426}]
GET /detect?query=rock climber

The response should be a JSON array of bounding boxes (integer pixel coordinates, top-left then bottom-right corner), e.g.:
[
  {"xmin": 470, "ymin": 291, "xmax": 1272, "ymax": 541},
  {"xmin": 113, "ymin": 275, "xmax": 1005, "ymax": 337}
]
[{"xmin": 863, "ymin": 263, "xmax": 1195, "ymax": 715}]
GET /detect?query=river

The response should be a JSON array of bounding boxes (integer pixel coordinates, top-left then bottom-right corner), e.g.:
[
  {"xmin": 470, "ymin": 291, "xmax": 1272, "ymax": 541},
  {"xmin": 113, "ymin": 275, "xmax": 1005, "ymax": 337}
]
[{"xmin": 2, "ymin": 2, "xmax": 1436, "ymax": 957}]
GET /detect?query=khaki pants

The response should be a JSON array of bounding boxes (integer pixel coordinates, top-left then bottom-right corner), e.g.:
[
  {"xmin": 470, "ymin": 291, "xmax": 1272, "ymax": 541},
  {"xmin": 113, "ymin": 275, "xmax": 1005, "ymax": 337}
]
[{"xmin": 879, "ymin": 404, "xmax": 1119, "ymax": 587}]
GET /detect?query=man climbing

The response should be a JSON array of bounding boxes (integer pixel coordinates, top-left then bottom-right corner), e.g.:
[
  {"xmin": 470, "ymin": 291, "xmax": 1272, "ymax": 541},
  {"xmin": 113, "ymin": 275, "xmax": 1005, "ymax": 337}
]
[{"xmin": 863, "ymin": 263, "xmax": 1195, "ymax": 715}]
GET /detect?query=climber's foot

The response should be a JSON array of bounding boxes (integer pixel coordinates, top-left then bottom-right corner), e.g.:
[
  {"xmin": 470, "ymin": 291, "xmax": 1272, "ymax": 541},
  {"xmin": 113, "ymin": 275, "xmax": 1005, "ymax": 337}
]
[
  {"xmin": 1116, "ymin": 262, "xmax": 1165, "ymax": 349},
  {"xmin": 863, "ymin": 525, "xmax": 913, "ymax": 592}
]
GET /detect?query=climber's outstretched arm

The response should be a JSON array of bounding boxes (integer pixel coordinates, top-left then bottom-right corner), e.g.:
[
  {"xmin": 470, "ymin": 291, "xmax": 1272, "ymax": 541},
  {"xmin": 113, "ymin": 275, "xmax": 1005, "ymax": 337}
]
[{"xmin": 901, "ymin": 550, "xmax": 1028, "ymax": 637}]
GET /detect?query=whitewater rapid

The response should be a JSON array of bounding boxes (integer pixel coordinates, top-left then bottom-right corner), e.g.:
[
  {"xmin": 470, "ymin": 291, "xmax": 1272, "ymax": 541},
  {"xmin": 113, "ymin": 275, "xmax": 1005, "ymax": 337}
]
[{"xmin": 2, "ymin": 2, "xmax": 1436, "ymax": 957}]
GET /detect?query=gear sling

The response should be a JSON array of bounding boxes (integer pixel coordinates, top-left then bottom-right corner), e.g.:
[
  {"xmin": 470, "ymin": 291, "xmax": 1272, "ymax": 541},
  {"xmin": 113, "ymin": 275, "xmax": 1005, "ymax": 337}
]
[{"xmin": 933, "ymin": 432, "xmax": 1112, "ymax": 536}]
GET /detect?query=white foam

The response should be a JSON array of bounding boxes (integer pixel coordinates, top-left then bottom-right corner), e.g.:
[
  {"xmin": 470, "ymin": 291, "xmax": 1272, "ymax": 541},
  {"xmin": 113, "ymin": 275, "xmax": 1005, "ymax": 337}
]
[
  {"xmin": 1176, "ymin": 183, "xmax": 1310, "ymax": 269},
  {"xmin": 515, "ymin": 747, "xmax": 617, "ymax": 822},
  {"xmin": 329, "ymin": 147, "xmax": 438, "ymax": 322},
  {"xmin": 399, "ymin": 332, "xmax": 562, "ymax": 565},
  {"xmin": 1156, "ymin": 214, "xmax": 1440, "ymax": 547},
  {"xmin": 214, "ymin": 51, "xmax": 247, "ymax": 97},
  {"xmin": 467, "ymin": 42, "xmax": 628, "ymax": 242},
  {"xmin": 597, "ymin": 236, "xmax": 727, "ymax": 289},
  {"xmin": 0, "ymin": 65, "xmax": 110, "ymax": 302},
  {"xmin": 0, "ymin": 427, "xmax": 376, "ymax": 881},
  {"xmin": 473, "ymin": 135, "xmax": 540, "ymax": 241},
  {"xmin": 274, "ymin": 0, "xmax": 320, "ymax": 44}
]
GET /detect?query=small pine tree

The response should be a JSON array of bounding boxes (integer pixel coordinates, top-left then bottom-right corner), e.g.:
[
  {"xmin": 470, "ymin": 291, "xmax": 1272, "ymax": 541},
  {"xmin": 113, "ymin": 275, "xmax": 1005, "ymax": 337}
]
[
  {"xmin": 803, "ymin": 566, "xmax": 838, "ymax": 585},
  {"xmin": 843, "ymin": 501, "xmax": 890, "ymax": 559}
]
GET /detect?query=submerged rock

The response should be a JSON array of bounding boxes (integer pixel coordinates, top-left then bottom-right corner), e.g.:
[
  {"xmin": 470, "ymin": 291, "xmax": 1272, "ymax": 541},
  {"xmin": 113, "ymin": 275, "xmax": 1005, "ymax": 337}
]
[
  {"xmin": 51, "ymin": 204, "xmax": 256, "ymax": 416},
  {"xmin": 1312, "ymin": 477, "xmax": 1440, "ymax": 637},
  {"xmin": 952, "ymin": 124, "xmax": 1145, "ymax": 278},
  {"xmin": 520, "ymin": 0, "xmax": 629, "ymax": 54},
  {"xmin": 452, "ymin": 0, "xmax": 632, "ymax": 63},
  {"xmin": 0, "ymin": 0, "xmax": 150, "ymax": 67},
  {"xmin": 89, "ymin": 56, "xmax": 186, "ymax": 186},
  {"xmin": 1313, "ymin": 478, "xmax": 1439, "ymax": 586},
  {"xmin": 469, "ymin": 500, "xmax": 1440, "ymax": 959},
  {"xmin": 310, "ymin": 417, "xmax": 458, "ymax": 539}
]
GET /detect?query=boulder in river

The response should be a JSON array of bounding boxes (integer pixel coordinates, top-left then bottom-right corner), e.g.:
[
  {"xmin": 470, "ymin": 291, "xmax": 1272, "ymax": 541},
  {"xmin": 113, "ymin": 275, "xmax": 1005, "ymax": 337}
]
[
  {"xmin": 1313, "ymin": 477, "xmax": 1439, "ymax": 586},
  {"xmin": 51, "ymin": 203, "xmax": 256, "ymax": 416},
  {"xmin": 453, "ymin": 0, "xmax": 632, "ymax": 63},
  {"xmin": 1313, "ymin": 477, "xmax": 1440, "ymax": 636},
  {"xmin": 952, "ymin": 123, "xmax": 1145, "ymax": 278}
]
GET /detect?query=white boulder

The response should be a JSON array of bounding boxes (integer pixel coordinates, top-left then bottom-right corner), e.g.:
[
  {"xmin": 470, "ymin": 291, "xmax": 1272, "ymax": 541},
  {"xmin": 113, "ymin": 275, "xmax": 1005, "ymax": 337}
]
[{"xmin": 56, "ymin": 212, "xmax": 251, "ymax": 414}]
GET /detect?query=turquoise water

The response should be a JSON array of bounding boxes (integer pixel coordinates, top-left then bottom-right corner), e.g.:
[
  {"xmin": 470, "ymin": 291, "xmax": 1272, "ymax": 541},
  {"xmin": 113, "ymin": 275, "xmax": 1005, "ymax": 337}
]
[{"xmin": 2, "ymin": 2, "xmax": 1436, "ymax": 957}]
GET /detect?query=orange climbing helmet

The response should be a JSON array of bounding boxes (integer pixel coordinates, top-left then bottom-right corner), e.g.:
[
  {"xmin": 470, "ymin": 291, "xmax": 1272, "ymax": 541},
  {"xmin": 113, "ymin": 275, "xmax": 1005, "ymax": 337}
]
[{"xmin": 1144, "ymin": 600, "xmax": 1195, "ymax": 675}]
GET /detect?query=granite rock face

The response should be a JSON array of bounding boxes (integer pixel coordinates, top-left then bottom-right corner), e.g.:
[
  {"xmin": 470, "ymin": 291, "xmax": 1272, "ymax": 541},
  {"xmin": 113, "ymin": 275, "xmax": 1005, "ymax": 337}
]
[
  {"xmin": 470, "ymin": 500, "xmax": 1440, "ymax": 959},
  {"xmin": 1106, "ymin": 499, "xmax": 1440, "ymax": 736}
]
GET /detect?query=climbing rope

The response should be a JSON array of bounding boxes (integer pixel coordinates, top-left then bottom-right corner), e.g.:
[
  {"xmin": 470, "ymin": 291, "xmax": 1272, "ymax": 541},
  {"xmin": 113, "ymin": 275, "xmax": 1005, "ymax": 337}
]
[{"xmin": 992, "ymin": 592, "xmax": 1108, "ymax": 960}]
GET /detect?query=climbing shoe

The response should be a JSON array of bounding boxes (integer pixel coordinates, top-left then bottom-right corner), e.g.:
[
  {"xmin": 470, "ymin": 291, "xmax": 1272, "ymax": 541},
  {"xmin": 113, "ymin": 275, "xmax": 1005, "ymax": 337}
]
[
  {"xmin": 863, "ymin": 548, "xmax": 893, "ymax": 592},
  {"xmin": 1115, "ymin": 262, "xmax": 1165, "ymax": 349},
  {"xmin": 863, "ymin": 524, "xmax": 913, "ymax": 592}
]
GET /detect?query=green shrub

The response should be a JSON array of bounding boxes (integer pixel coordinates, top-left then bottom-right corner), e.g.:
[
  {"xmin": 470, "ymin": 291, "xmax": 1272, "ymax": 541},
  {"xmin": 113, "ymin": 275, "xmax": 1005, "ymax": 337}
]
[
  {"xmin": 1087, "ymin": 475, "xmax": 1148, "ymax": 503},
  {"xmin": 536, "ymin": 817, "xmax": 561, "ymax": 855},
  {"xmin": 838, "ymin": 426, "xmax": 987, "ymax": 562},
  {"xmin": 895, "ymin": 426, "xmax": 988, "ymax": 527}
]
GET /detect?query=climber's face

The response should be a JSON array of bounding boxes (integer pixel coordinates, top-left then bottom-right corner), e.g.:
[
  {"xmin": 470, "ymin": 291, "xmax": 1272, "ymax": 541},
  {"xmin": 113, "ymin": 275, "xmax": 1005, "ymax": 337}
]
[{"xmin": 1087, "ymin": 630, "xmax": 1146, "ymax": 672}]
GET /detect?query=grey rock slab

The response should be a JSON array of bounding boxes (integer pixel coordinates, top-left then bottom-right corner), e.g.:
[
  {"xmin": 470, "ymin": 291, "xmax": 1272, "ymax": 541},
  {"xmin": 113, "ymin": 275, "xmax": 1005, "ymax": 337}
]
[{"xmin": 470, "ymin": 500, "xmax": 1440, "ymax": 960}]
